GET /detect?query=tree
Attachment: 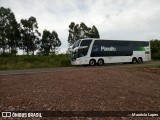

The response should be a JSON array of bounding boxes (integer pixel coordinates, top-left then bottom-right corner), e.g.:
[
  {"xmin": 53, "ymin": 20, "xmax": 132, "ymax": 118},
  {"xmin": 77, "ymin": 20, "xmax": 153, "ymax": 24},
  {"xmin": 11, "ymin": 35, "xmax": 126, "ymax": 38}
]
[
  {"xmin": 79, "ymin": 22, "xmax": 89, "ymax": 38},
  {"xmin": 68, "ymin": 22, "xmax": 100, "ymax": 47},
  {"xmin": 150, "ymin": 39, "xmax": 160, "ymax": 60},
  {"xmin": 90, "ymin": 25, "xmax": 100, "ymax": 38},
  {"xmin": 68, "ymin": 22, "xmax": 81, "ymax": 46},
  {"xmin": 40, "ymin": 29, "xmax": 61, "ymax": 55},
  {"xmin": 39, "ymin": 30, "xmax": 51, "ymax": 55},
  {"xmin": 51, "ymin": 30, "xmax": 61, "ymax": 54},
  {"xmin": 20, "ymin": 16, "xmax": 41, "ymax": 55},
  {"xmin": 7, "ymin": 22, "xmax": 21, "ymax": 55},
  {"xmin": 0, "ymin": 7, "xmax": 20, "ymax": 54}
]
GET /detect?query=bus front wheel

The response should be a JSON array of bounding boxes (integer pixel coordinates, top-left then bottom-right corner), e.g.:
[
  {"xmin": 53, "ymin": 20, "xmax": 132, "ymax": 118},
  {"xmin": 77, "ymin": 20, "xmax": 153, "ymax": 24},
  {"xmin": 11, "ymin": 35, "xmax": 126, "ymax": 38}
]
[{"xmin": 89, "ymin": 59, "xmax": 96, "ymax": 66}]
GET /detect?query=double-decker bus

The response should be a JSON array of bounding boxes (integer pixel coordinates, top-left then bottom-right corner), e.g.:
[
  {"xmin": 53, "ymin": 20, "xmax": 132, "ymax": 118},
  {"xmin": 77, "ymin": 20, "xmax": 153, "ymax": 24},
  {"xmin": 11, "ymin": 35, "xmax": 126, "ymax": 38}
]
[{"xmin": 71, "ymin": 38, "xmax": 151, "ymax": 66}]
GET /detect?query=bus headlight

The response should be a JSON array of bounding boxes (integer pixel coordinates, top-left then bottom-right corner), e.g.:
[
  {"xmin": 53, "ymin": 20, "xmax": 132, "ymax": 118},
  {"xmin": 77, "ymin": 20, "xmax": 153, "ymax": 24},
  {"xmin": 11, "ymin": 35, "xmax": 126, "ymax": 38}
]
[{"xmin": 76, "ymin": 61, "xmax": 80, "ymax": 65}]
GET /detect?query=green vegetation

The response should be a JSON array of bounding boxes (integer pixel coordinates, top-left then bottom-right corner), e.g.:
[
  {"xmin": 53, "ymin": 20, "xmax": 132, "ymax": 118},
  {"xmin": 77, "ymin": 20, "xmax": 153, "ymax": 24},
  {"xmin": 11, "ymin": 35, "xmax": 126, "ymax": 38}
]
[
  {"xmin": 157, "ymin": 65, "xmax": 160, "ymax": 69},
  {"xmin": 20, "ymin": 16, "xmax": 41, "ymax": 55},
  {"xmin": 40, "ymin": 29, "xmax": 61, "ymax": 55},
  {"xmin": 0, "ymin": 54, "xmax": 71, "ymax": 70},
  {"xmin": 150, "ymin": 39, "xmax": 160, "ymax": 60},
  {"xmin": 0, "ymin": 7, "xmax": 100, "ymax": 56},
  {"xmin": 0, "ymin": 7, "xmax": 62, "ymax": 55},
  {"xmin": 1, "ymin": 7, "xmax": 160, "ymax": 70},
  {"xmin": 68, "ymin": 22, "xmax": 100, "ymax": 47},
  {"xmin": 0, "ymin": 7, "xmax": 101, "ymax": 70}
]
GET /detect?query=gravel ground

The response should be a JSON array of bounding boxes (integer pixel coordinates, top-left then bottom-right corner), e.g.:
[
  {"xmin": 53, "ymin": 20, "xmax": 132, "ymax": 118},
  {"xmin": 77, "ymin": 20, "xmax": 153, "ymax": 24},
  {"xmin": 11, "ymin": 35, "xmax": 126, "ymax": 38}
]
[{"xmin": 0, "ymin": 66, "xmax": 160, "ymax": 120}]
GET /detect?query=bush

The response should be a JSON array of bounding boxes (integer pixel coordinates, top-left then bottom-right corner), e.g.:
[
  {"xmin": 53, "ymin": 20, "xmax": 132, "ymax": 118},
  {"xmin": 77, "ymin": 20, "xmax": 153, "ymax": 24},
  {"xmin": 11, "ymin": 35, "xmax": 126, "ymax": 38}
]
[
  {"xmin": 0, "ymin": 52, "xmax": 12, "ymax": 57},
  {"xmin": 152, "ymin": 52, "xmax": 160, "ymax": 60},
  {"xmin": 0, "ymin": 54, "xmax": 71, "ymax": 70},
  {"xmin": 150, "ymin": 39, "xmax": 160, "ymax": 60},
  {"xmin": 60, "ymin": 58, "xmax": 71, "ymax": 67}
]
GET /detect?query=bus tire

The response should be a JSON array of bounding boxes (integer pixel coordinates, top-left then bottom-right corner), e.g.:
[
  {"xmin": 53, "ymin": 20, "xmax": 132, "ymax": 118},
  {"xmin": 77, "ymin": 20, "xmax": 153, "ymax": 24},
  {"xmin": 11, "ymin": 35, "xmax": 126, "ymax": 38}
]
[
  {"xmin": 98, "ymin": 59, "xmax": 104, "ymax": 66},
  {"xmin": 132, "ymin": 57, "xmax": 137, "ymax": 64},
  {"xmin": 89, "ymin": 59, "xmax": 96, "ymax": 66},
  {"xmin": 138, "ymin": 57, "xmax": 143, "ymax": 63}
]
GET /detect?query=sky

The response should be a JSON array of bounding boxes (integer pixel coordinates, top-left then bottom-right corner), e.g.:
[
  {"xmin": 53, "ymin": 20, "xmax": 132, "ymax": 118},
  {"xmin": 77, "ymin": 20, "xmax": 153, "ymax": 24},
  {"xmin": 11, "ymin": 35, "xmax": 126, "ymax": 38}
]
[{"xmin": 1, "ymin": 0, "xmax": 160, "ymax": 53}]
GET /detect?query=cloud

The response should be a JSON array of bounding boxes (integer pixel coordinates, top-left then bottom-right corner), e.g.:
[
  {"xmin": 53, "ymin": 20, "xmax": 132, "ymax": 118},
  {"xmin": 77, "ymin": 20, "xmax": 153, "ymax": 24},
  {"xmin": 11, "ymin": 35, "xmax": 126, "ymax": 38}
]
[{"xmin": 1, "ymin": 0, "xmax": 160, "ymax": 53}]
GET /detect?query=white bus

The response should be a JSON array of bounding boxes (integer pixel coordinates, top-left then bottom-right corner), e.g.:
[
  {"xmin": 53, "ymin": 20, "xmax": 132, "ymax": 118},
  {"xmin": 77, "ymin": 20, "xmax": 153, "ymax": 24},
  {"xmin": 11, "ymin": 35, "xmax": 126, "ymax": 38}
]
[{"xmin": 71, "ymin": 38, "xmax": 151, "ymax": 66}]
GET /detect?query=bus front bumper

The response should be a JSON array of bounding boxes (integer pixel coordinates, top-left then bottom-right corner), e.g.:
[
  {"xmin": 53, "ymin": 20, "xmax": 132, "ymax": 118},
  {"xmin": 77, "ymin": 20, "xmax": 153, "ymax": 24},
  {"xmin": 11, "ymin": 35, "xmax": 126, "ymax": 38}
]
[
  {"xmin": 71, "ymin": 59, "xmax": 88, "ymax": 65},
  {"xmin": 71, "ymin": 60, "xmax": 81, "ymax": 65}
]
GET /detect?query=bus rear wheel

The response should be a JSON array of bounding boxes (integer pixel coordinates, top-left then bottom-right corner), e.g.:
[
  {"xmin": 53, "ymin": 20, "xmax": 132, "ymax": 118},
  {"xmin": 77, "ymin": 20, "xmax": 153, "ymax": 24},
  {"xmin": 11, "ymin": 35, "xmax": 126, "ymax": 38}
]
[
  {"xmin": 89, "ymin": 59, "xmax": 96, "ymax": 66},
  {"xmin": 138, "ymin": 57, "xmax": 143, "ymax": 63},
  {"xmin": 98, "ymin": 59, "xmax": 104, "ymax": 66},
  {"xmin": 132, "ymin": 58, "xmax": 137, "ymax": 64}
]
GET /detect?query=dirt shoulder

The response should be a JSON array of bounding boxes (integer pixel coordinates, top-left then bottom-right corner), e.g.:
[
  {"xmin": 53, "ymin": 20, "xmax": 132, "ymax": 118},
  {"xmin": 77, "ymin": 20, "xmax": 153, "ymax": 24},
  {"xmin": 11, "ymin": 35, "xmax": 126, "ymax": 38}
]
[{"xmin": 0, "ymin": 65, "xmax": 160, "ymax": 119}]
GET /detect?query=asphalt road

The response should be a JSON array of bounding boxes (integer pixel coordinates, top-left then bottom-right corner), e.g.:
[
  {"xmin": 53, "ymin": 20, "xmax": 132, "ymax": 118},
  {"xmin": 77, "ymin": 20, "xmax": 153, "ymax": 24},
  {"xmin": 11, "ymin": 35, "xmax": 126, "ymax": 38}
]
[{"xmin": 0, "ymin": 61, "xmax": 160, "ymax": 76}]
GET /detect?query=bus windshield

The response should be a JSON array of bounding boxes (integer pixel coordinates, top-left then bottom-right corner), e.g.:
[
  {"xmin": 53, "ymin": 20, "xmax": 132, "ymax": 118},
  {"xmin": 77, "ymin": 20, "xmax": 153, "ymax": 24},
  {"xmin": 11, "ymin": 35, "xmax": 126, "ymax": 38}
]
[
  {"xmin": 71, "ymin": 47, "xmax": 89, "ymax": 59},
  {"xmin": 72, "ymin": 40, "xmax": 80, "ymax": 49},
  {"xmin": 71, "ymin": 39, "xmax": 92, "ymax": 59},
  {"xmin": 80, "ymin": 39, "xmax": 92, "ymax": 46}
]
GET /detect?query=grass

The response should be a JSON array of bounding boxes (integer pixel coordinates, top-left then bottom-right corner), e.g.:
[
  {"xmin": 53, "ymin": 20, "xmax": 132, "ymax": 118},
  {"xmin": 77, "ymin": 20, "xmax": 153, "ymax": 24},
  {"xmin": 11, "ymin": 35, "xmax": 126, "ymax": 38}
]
[
  {"xmin": 1, "ymin": 54, "xmax": 160, "ymax": 71},
  {"xmin": 0, "ymin": 54, "xmax": 71, "ymax": 70},
  {"xmin": 156, "ymin": 65, "xmax": 160, "ymax": 69}
]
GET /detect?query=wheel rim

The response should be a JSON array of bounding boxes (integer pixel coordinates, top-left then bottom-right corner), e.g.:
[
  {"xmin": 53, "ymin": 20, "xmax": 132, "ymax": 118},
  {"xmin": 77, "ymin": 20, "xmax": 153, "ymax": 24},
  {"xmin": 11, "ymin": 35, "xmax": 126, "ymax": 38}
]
[
  {"xmin": 138, "ymin": 58, "xmax": 142, "ymax": 63},
  {"xmin": 132, "ymin": 58, "xmax": 137, "ymax": 64},
  {"xmin": 98, "ymin": 60, "xmax": 103, "ymax": 65},
  {"xmin": 90, "ymin": 61, "xmax": 95, "ymax": 66}
]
